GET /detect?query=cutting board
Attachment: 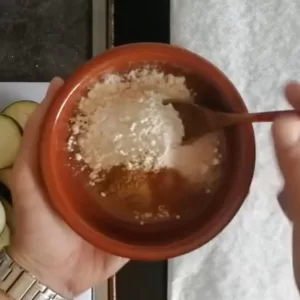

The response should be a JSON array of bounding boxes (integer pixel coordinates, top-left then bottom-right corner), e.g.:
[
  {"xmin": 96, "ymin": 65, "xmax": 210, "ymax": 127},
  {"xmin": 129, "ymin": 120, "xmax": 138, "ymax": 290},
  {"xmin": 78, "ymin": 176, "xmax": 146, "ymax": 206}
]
[{"xmin": 0, "ymin": 82, "xmax": 93, "ymax": 300}]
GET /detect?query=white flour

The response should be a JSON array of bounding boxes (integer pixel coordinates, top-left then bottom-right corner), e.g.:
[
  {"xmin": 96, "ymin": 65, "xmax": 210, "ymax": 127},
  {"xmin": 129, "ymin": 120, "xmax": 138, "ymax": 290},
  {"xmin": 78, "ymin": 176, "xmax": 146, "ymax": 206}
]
[
  {"xmin": 68, "ymin": 70, "xmax": 189, "ymax": 179},
  {"xmin": 68, "ymin": 69, "xmax": 223, "ymax": 187}
]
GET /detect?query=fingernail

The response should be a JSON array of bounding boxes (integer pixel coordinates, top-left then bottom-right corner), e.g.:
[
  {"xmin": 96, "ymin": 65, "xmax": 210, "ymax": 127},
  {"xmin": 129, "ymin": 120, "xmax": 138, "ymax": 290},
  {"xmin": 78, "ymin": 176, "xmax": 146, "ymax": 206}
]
[
  {"xmin": 51, "ymin": 77, "xmax": 64, "ymax": 85},
  {"xmin": 272, "ymin": 117, "xmax": 300, "ymax": 149}
]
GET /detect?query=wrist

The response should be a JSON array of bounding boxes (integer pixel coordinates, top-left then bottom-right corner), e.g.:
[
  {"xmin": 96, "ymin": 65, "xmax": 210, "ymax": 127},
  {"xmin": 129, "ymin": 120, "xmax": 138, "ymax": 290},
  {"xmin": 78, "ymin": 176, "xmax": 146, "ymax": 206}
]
[
  {"xmin": 7, "ymin": 246, "xmax": 74, "ymax": 299},
  {"xmin": 0, "ymin": 292, "xmax": 9, "ymax": 300}
]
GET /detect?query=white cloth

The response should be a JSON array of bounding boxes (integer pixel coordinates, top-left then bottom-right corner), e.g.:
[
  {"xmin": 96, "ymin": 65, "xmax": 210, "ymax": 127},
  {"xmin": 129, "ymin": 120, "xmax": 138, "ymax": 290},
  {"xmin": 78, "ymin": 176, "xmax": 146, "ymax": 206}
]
[{"xmin": 169, "ymin": 1, "xmax": 300, "ymax": 299}]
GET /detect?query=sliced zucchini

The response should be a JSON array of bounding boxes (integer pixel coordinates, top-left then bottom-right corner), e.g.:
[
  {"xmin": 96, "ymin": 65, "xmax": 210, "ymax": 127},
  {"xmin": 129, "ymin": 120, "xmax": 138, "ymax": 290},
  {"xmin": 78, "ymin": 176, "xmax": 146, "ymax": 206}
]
[
  {"xmin": 2, "ymin": 101, "xmax": 38, "ymax": 129},
  {"xmin": 0, "ymin": 168, "xmax": 12, "ymax": 189},
  {"xmin": 0, "ymin": 115, "xmax": 22, "ymax": 169},
  {"xmin": 0, "ymin": 226, "xmax": 10, "ymax": 249},
  {"xmin": 0, "ymin": 201, "xmax": 6, "ymax": 236}
]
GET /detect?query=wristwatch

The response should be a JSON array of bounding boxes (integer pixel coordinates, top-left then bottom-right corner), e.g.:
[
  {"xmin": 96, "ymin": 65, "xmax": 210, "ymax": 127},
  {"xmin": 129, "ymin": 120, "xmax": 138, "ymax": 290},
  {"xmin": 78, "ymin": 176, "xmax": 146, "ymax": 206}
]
[{"xmin": 0, "ymin": 248, "xmax": 67, "ymax": 300}]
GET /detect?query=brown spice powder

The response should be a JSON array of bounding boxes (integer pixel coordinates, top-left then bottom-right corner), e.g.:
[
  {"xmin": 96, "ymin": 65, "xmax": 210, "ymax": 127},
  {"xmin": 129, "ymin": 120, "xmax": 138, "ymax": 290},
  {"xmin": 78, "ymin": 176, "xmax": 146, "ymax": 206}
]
[{"xmin": 92, "ymin": 165, "xmax": 218, "ymax": 224}]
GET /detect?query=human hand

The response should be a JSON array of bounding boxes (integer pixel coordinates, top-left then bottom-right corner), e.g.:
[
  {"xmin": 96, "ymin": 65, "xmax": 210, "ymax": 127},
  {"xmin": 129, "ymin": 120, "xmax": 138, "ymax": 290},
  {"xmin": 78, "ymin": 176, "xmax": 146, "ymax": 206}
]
[
  {"xmin": 272, "ymin": 82, "xmax": 300, "ymax": 291},
  {"xmin": 8, "ymin": 78, "xmax": 128, "ymax": 299}
]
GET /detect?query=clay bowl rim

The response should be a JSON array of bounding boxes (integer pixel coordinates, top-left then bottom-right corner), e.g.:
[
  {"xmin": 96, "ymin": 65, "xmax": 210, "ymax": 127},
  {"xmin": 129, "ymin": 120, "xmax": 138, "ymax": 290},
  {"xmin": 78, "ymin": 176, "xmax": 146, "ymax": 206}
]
[{"xmin": 40, "ymin": 43, "xmax": 256, "ymax": 260}]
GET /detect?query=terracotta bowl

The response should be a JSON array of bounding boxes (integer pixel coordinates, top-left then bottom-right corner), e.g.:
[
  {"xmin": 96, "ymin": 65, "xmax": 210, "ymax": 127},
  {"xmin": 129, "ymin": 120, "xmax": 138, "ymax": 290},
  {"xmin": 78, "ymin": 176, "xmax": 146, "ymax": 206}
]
[{"xmin": 40, "ymin": 43, "xmax": 255, "ymax": 260}]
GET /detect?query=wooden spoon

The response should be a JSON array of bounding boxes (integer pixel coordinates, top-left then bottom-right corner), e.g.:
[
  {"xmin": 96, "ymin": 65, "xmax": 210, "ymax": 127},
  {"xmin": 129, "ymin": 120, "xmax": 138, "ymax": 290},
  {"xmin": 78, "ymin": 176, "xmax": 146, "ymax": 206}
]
[{"xmin": 166, "ymin": 100, "xmax": 297, "ymax": 143}]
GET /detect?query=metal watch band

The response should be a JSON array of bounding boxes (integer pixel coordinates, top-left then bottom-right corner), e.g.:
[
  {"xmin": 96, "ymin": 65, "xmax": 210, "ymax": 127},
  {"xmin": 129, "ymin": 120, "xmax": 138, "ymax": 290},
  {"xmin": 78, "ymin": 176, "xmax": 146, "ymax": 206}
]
[{"xmin": 0, "ymin": 248, "xmax": 67, "ymax": 300}]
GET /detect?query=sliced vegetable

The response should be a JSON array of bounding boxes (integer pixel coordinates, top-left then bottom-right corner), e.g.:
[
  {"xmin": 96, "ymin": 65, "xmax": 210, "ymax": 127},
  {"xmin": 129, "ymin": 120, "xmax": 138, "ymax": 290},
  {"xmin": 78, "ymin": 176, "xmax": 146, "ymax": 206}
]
[
  {"xmin": 0, "ymin": 226, "xmax": 10, "ymax": 249},
  {"xmin": 0, "ymin": 201, "xmax": 6, "ymax": 236},
  {"xmin": 2, "ymin": 100, "xmax": 38, "ymax": 129},
  {"xmin": 0, "ymin": 115, "xmax": 22, "ymax": 169},
  {"xmin": 0, "ymin": 168, "xmax": 12, "ymax": 189},
  {"xmin": 1, "ymin": 198, "xmax": 14, "ymax": 233}
]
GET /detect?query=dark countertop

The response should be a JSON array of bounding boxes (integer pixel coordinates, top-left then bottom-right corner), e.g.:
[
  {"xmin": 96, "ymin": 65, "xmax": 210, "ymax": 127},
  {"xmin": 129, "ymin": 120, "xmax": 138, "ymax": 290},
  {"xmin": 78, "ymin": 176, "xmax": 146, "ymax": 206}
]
[
  {"xmin": 116, "ymin": 261, "xmax": 167, "ymax": 300},
  {"xmin": 0, "ymin": 0, "xmax": 91, "ymax": 82}
]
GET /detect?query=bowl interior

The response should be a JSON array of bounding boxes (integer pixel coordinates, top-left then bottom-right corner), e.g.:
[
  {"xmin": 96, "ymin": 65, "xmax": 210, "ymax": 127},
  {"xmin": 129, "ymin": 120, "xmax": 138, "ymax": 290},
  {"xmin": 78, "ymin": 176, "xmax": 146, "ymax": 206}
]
[{"xmin": 41, "ymin": 44, "xmax": 255, "ymax": 259}]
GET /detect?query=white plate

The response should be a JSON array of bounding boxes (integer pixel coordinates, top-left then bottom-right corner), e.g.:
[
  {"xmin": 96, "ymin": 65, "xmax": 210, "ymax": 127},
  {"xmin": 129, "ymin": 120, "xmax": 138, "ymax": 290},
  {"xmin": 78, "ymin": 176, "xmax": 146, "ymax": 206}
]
[{"xmin": 0, "ymin": 83, "xmax": 49, "ymax": 108}]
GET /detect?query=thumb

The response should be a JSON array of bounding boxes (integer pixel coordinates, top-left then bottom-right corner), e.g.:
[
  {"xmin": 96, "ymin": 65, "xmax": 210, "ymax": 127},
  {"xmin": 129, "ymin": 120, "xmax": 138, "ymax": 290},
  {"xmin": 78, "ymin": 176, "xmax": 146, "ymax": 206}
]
[
  {"xmin": 12, "ymin": 77, "xmax": 64, "ymax": 198},
  {"xmin": 15, "ymin": 77, "xmax": 64, "ymax": 170},
  {"xmin": 272, "ymin": 116, "xmax": 300, "ymax": 220}
]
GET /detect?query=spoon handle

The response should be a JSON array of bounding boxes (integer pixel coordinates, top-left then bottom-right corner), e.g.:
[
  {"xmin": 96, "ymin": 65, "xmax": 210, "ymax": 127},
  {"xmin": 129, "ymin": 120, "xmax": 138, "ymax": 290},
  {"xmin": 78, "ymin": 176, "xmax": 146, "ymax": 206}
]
[
  {"xmin": 247, "ymin": 110, "xmax": 298, "ymax": 122},
  {"xmin": 215, "ymin": 110, "xmax": 299, "ymax": 129}
]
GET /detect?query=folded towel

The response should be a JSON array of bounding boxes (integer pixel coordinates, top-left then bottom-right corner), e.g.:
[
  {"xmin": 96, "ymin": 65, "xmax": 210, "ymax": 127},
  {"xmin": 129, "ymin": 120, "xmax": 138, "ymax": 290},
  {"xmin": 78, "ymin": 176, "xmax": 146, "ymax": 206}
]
[{"xmin": 169, "ymin": 1, "xmax": 300, "ymax": 299}]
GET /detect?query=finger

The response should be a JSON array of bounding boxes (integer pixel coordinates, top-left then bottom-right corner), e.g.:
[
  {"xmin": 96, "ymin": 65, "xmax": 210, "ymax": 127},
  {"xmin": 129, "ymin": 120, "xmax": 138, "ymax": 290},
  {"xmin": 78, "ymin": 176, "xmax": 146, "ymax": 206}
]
[
  {"xmin": 16, "ymin": 77, "xmax": 64, "ymax": 168},
  {"xmin": 272, "ymin": 116, "xmax": 300, "ymax": 173},
  {"xmin": 292, "ymin": 223, "xmax": 300, "ymax": 292},
  {"xmin": 98, "ymin": 255, "xmax": 128, "ymax": 282},
  {"xmin": 272, "ymin": 116, "xmax": 300, "ymax": 216},
  {"xmin": 277, "ymin": 188, "xmax": 293, "ymax": 222},
  {"xmin": 284, "ymin": 82, "xmax": 300, "ymax": 109},
  {"xmin": 103, "ymin": 255, "xmax": 129, "ymax": 273}
]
